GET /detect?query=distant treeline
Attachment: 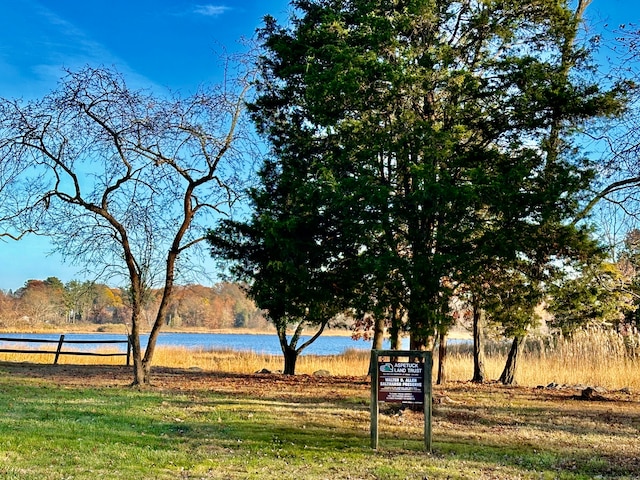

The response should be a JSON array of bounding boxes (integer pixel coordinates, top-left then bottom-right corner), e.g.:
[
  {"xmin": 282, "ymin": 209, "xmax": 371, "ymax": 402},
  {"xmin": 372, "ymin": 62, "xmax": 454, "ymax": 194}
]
[{"xmin": 0, "ymin": 278, "xmax": 268, "ymax": 330}]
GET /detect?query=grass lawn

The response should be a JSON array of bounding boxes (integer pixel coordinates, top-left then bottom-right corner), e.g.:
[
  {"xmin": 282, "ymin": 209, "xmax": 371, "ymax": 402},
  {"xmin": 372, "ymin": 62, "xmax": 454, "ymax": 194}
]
[{"xmin": 0, "ymin": 362, "xmax": 638, "ymax": 479}]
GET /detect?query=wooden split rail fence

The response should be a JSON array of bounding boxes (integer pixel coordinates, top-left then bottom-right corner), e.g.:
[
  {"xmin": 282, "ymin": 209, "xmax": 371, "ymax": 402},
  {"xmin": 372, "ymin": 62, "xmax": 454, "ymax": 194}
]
[{"xmin": 0, "ymin": 335, "xmax": 131, "ymax": 365}]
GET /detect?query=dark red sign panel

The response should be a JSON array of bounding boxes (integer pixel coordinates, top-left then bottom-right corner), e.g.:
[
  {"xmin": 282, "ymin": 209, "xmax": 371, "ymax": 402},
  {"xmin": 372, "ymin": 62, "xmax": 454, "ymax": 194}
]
[{"xmin": 377, "ymin": 361, "xmax": 424, "ymax": 404}]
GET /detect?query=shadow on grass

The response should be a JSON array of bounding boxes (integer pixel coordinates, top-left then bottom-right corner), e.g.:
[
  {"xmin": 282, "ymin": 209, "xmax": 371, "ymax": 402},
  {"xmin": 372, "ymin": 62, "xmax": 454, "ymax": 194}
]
[
  {"xmin": 432, "ymin": 383, "xmax": 640, "ymax": 478},
  {"xmin": 2, "ymin": 362, "xmax": 640, "ymax": 479}
]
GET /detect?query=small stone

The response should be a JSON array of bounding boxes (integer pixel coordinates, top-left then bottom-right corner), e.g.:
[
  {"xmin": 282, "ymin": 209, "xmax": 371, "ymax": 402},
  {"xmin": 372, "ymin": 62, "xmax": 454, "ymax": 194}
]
[
  {"xmin": 581, "ymin": 387, "xmax": 598, "ymax": 400},
  {"xmin": 313, "ymin": 369, "xmax": 331, "ymax": 377}
]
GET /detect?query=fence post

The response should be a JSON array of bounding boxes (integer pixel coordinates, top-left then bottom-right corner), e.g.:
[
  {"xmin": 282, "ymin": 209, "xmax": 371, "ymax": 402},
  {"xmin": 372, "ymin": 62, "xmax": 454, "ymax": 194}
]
[{"xmin": 54, "ymin": 335, "xmax": 65, "ymax": 364}]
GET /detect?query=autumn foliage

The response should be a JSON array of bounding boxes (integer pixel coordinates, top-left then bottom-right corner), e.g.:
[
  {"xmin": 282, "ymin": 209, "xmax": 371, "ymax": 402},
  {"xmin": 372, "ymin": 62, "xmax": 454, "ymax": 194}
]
[{"xmin": 0, "ymin": 278, "xmax": 267, "ymax": 331}]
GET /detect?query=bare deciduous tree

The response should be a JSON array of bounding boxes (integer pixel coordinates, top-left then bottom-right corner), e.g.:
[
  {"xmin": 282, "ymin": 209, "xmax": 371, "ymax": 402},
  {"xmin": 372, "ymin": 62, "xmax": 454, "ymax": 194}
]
[
  {"xmin": 0, "ymin": 65, "xmax": 254, "ymax": 385},
  {"xmin": 576, "ymin": 24, "xmax": 640, "ymax": 227}
]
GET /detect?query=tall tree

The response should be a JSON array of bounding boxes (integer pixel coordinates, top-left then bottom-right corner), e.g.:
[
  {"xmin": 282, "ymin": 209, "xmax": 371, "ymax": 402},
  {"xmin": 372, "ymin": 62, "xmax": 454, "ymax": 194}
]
[
  {"xmin": 248, "ymin": 0, "xmax": 622, "ymax": 352},
  {"xmin": 209, "ymin": 153, "xmax": 357, "ymax": 374},
  {"xmin": 0, "ymin": 66, "xmax": 253, "ymax": 385},
  {"xmin": 15, "ymin": 279, "xmax": 66, "ymax": 324}
]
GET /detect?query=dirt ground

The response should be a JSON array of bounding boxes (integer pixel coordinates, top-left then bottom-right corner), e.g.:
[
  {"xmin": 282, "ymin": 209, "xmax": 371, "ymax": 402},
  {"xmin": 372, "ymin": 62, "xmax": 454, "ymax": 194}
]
[
  {"xmin": 0, "ymin": 362, "xmax": 374, "ymax": 402},
  {"xmin": 3, "ymin": 360, "xmax": 639, "ymax": 404}
]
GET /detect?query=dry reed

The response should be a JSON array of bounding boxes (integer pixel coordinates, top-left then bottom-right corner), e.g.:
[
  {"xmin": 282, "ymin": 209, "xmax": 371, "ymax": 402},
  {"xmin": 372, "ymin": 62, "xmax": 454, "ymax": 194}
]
[
  {"xmin": 445, "ymin": 329, "xmax": 640, "ymax": 390},
  {"xmin": 1, "ymin": 330, "xmax": 638, "ymax": 389}
]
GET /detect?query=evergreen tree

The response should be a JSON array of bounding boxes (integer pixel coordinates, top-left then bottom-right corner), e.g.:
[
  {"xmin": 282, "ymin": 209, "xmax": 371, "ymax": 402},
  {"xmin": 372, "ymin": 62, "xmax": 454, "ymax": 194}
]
[
  {"xmin": 246, "ymin": 0, "xmax": 622, "ymax": 352},
  {"xmin": 209, "ymin": 155, "xmax": 358, "ymax": 374}
]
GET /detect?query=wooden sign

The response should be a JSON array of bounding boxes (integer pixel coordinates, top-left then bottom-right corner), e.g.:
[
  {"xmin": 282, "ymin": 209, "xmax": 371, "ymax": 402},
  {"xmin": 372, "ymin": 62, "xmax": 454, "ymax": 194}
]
[
  {"xmin": 377, "ymin": 361, "xmax": 424, "ymax": 404},
  {"xmin": 370, "ymin": 350, "xmax": 432, "ymax": 451}
]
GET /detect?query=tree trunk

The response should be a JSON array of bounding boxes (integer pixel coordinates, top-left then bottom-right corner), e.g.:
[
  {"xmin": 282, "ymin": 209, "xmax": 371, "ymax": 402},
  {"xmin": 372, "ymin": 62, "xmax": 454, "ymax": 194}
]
[
  {"xmin": 409, "ymin": 336, "xmax": 424, "ymax": 350},
  {"xmin": 275, "ymin": 319, "xmax": 328, "ymax": 375},
  {"xmin": 276, "ymin": 321, "xmax": 303, "ymax": 375},
  {"xmin": 283, "ymin": 346, "xmax": 298, "ymax": 375},
  {"xmin": 132, "ymin": 245, "xmax": 182, "ymax": 386},
  {"xmin": 122, "ymin": 230, "xmax": 151, "ymax": 386},
  {"xmin": 368, "ymin": 315, "xmax": 386, "ymax": 375},
  {"xmin": 141, "ymin": 273, "xmax": 177, "ymax": 384},
  {"xmin": 471, "ymin": 298, "xmax": 486, "ymax": 383},
  {"xmin": 499, "ymin": 335, "xmax": 524, "ymax": 385},
  {"xmin": 388, "ymin": 304, "xmax": 402, "ymax": 350},
  {"xmin": 410, "ymin": 334, "xmax": 435, "ymax": 351},
  {"xmin": 436, "ymin": 330, "xmax": 448, "ymax": 385},
  {"xmin": 129, "ymin": 303, "xmax": 146, "ymax": 386}
]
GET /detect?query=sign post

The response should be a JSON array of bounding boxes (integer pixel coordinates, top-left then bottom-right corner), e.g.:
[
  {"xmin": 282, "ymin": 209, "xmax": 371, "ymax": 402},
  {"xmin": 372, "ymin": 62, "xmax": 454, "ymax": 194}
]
[{"xmin": 370, "ymin": 350, "xmax": 433, "ymax": 451}]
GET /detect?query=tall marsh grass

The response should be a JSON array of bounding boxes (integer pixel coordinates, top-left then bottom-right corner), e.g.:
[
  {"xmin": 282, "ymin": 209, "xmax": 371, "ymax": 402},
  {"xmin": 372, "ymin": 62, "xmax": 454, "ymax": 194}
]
[
  {"xmin": 1, "ymin": 330, "xmax": 638, "ymax": 389},
  {"xmin": 444, "ymin": 329, "xmax": 640, "ymax": 389}
]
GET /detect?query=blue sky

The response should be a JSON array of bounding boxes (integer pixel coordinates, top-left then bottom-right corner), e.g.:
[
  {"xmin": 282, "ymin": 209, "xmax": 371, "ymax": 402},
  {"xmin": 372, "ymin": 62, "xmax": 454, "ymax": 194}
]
[
  {"xmin": 0, "ymin": 0, "xmax": 290, "ymax": 291},
  {"xmin": 0, "ymin": 0, "xmax": 638, "ymax": 291},
  {"xmin": 0, "ymin": 1, "xmax": 291, "ymax": 98}
]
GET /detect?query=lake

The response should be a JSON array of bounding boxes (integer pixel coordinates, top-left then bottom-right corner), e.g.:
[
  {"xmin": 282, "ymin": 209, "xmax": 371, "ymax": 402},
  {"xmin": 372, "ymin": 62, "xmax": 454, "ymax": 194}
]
[{"xmin": 0, "ymin": 331, "xmax": 413, "ymax": 356}]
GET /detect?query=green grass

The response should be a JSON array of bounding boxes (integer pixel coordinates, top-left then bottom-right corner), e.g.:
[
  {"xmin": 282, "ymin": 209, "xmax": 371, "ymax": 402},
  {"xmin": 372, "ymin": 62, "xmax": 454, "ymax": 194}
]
[{"xmin": 0, "ymin": 364, "xmax": 638, "ymax": 479}]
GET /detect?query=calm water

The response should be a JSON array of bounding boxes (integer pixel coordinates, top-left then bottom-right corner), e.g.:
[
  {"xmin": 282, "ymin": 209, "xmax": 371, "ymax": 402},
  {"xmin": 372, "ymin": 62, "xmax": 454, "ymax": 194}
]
[{"xmin": 0, "ymin": 331, "xmax": 412, "ymax": 356}]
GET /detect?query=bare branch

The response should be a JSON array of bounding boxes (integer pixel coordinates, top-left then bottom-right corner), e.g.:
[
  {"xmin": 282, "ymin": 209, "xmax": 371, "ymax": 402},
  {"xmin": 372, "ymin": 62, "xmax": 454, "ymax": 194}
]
[
  {"xmin": 0, "ymin": 62, "xmax": 257, "ymax": 384},
  {"xmin": 575, "ymin": 176, "xmax": 640, "ymax": 224}
]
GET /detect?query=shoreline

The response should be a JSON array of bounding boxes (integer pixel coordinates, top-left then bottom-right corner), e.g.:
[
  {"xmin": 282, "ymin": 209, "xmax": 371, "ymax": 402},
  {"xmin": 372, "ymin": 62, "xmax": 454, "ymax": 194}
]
[{"xmin": 0, "ymin": 324, "xmax": 473, "ymax": 341}]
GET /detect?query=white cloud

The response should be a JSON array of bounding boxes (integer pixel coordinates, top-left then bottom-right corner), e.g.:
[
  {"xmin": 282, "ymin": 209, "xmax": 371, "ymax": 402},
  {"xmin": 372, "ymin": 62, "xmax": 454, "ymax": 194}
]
[
  {"xmin": 0, "ymin": 2, "xmax": 168, "ymax": 100},
  {"xmin": 194, "ymin": 5, "xmax": 231, "ymax": 17}
]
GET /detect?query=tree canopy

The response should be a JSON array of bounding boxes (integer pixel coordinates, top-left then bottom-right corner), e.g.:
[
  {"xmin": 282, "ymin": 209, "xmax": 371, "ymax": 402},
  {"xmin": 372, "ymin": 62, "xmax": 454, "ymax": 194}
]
[{"xmin": 224, "ymin": 0, "xmax": 625, "ymax": 354}]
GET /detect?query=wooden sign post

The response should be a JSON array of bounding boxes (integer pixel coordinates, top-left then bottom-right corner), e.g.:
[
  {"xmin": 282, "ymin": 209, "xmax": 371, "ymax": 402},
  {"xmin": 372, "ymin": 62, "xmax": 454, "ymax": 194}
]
[{"xmin": 370, "ymin": 350, "xmax": 433, "ymax": 452}]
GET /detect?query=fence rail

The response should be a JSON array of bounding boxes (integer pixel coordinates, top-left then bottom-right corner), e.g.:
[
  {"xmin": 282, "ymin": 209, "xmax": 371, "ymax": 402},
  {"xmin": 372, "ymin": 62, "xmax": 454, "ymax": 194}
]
[{"xmin": 0, "ymin": 335, "xmax": 131, "ymax": 365}]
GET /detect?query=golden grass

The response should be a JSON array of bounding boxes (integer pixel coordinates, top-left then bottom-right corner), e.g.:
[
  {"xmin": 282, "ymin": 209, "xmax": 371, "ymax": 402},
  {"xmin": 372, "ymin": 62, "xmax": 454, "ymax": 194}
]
[
  {"xmin": 442, "ymin": 352, "xmax": 640, "ymax": 389},
  {"xmin": 445, "ymin": 329, "xmax": 640, "ymax": 390},
  {"xmin": 1, "ymin": 330, "xmax": 638, "ymax": 390},
  {"xmin": 149, "ymin": 346, "xmax": 372, "ymax": 376}
]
